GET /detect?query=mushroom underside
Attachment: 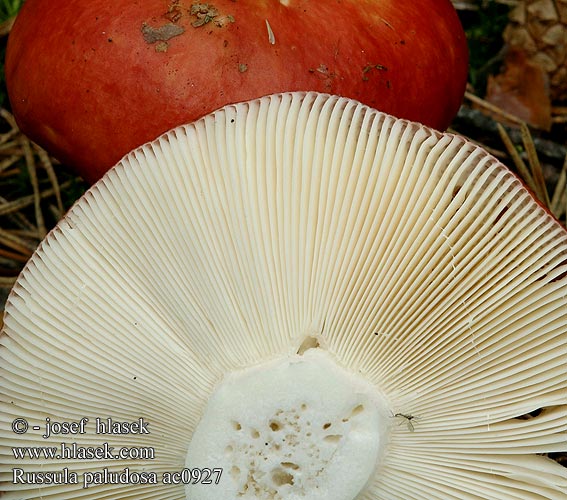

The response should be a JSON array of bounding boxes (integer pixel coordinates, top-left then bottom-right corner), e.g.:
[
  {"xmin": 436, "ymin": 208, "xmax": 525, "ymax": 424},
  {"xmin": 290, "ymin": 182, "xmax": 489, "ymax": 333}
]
[{"xmin": 0, "ymin": 92, "xmax": 566, "ymax": 499}]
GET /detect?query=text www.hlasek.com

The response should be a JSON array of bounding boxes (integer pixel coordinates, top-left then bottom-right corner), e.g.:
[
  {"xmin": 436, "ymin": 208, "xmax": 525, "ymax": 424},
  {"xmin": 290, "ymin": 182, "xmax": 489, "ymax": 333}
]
[{"xmin": 13, "ymin": 442, "xmax": 155, "ymax": 460}]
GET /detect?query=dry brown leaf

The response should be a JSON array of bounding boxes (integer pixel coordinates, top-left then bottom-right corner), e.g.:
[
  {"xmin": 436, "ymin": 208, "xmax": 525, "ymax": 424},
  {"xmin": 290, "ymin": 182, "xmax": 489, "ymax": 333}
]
[{"xmin": 486, "ymin": 49, "xmax": 552, "ymax": 130}]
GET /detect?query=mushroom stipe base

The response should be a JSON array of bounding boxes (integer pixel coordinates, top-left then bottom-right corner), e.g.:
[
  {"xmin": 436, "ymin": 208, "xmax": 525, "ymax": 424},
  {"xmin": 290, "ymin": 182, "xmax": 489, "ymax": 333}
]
[{"xmin": 185, "ymin": 348, "xmax": 390, "ymax": 500}]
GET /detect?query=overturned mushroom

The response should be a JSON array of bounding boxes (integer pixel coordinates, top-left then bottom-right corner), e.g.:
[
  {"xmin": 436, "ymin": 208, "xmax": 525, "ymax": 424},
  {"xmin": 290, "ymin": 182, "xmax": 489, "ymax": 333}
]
[{"xmin": 1, "ymin": 92, "xmax": 566, "ymax": 499}]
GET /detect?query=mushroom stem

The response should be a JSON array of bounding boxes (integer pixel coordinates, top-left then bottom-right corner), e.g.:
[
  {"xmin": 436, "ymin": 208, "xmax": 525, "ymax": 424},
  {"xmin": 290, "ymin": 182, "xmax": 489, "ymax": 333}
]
[{"xmin": 185, "ymin": 349, "xmax": 390, "ymax": 500}]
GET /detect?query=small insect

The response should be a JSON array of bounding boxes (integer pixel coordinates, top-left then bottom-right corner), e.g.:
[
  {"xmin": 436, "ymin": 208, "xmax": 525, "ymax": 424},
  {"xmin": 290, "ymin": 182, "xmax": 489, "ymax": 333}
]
[{"xmin": 392, "ymin": 412, "xmax": 419, "ymax": 432}]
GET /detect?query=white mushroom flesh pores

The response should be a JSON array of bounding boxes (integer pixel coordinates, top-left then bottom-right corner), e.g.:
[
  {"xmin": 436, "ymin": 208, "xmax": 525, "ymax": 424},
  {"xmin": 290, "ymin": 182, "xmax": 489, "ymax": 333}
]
[
  {"xmin": 0, "ymin": 92, "xmax": 566, "ymax": 499},
  {"xmin": 185, "ymin": 349, "xmax": 390, "ymax": 500}
]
